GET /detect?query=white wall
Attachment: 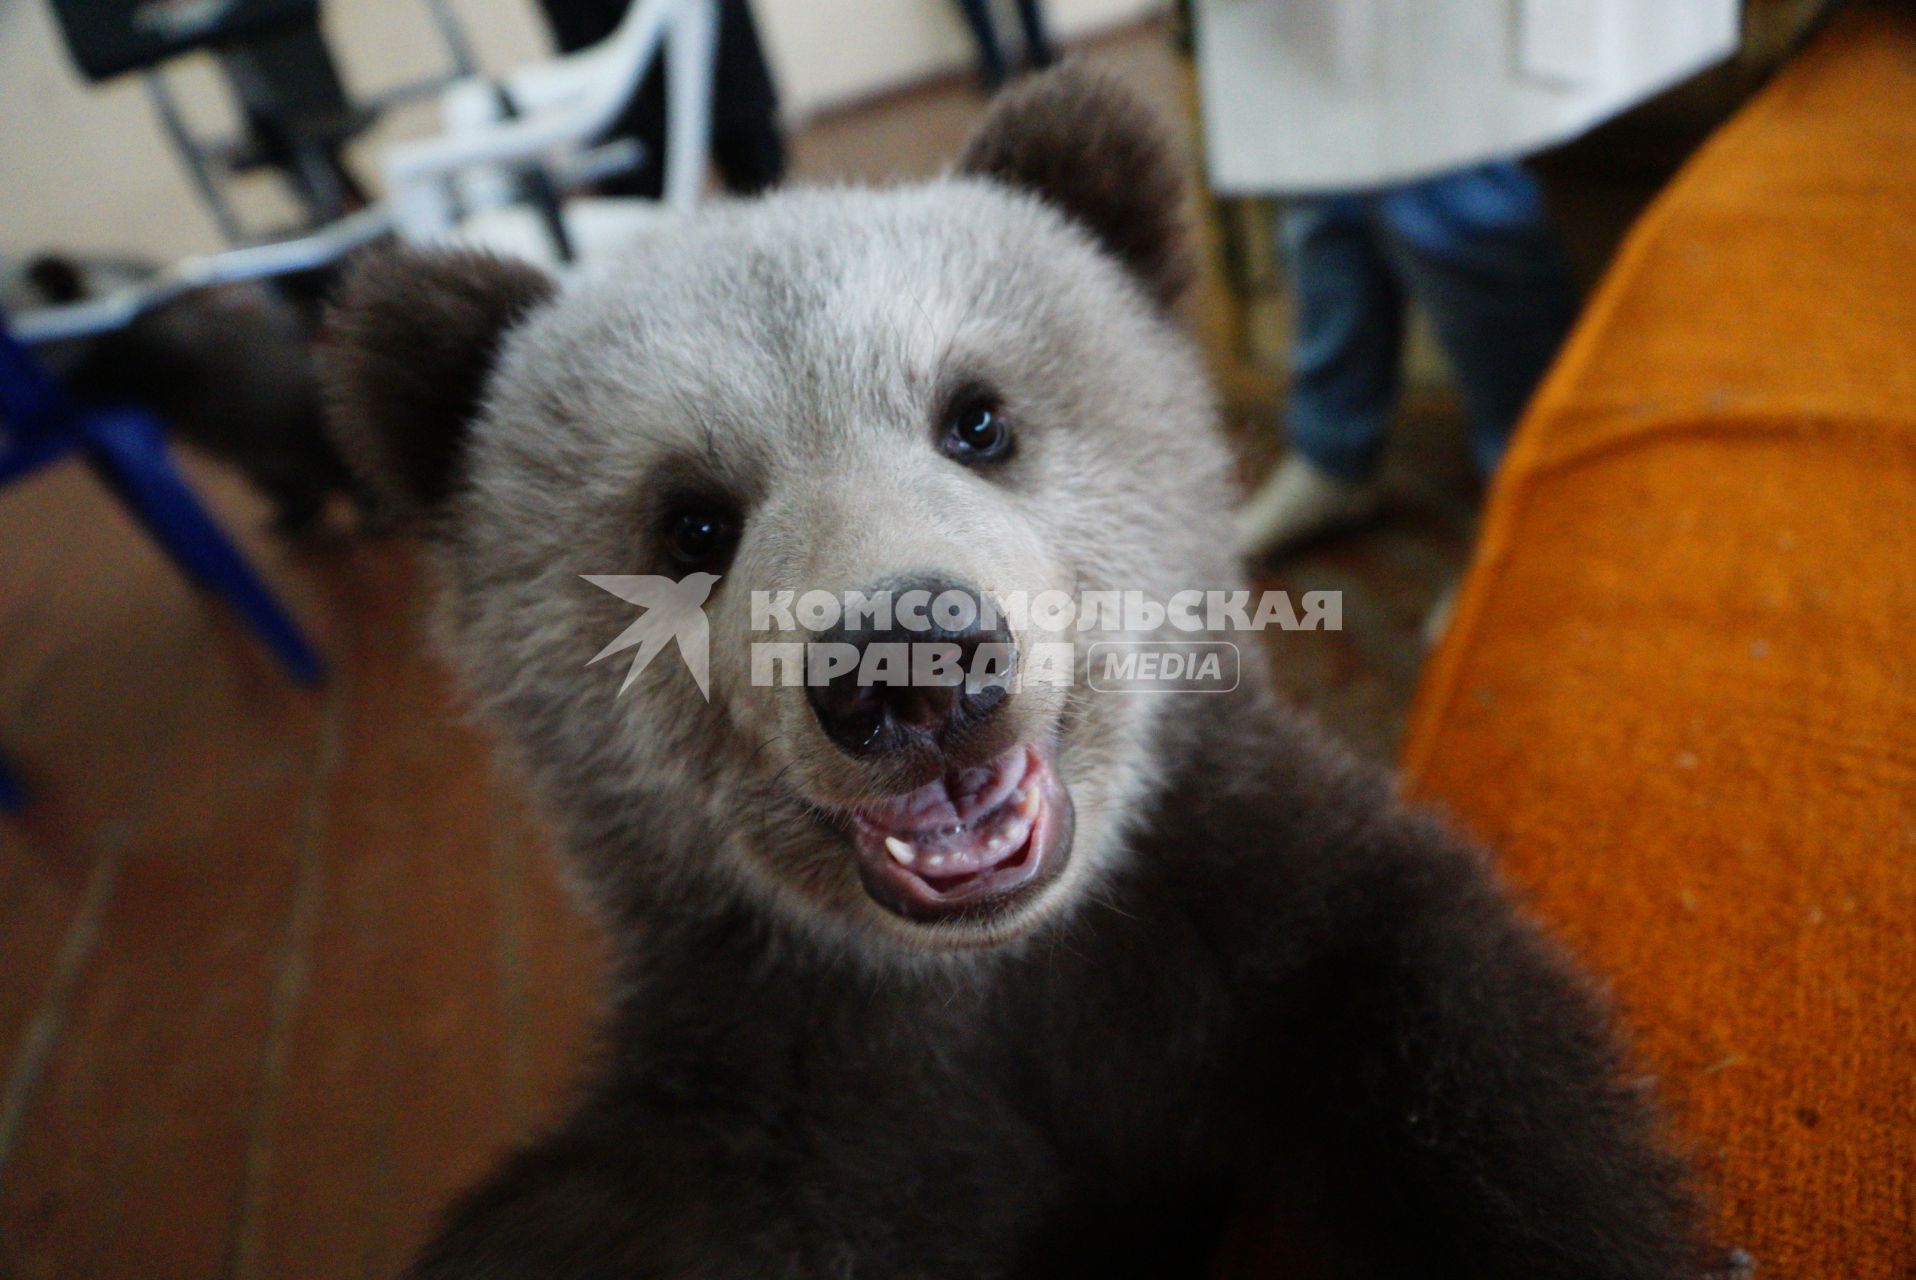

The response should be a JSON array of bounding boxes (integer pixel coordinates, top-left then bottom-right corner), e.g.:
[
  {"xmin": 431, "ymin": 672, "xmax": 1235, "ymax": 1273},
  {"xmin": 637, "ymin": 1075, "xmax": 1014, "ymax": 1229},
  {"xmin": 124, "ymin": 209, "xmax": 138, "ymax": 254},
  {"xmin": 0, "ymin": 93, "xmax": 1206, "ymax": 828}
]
[{"xmin": 0, "ymin": 0, "xmax": 1158, "ymax": 263}]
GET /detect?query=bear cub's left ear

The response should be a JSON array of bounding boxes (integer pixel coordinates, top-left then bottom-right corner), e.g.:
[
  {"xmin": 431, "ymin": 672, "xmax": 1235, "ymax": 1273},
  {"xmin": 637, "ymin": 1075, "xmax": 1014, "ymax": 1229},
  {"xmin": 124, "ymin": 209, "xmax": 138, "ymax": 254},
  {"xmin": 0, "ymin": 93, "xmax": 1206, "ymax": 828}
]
[
  {"xmin": 957, "ymin": 65, "xmax": 1192, "ymax": 309},
  {"xmin": 319, "ymin": 246, "xmax": 556, "ymax": 521}
]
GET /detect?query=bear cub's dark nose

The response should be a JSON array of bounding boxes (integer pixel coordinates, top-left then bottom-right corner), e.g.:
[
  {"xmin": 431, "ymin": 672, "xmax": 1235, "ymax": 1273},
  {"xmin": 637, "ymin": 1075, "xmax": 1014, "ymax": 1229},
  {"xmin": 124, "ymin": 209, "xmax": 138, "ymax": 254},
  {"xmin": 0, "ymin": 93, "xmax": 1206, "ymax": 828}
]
[{"xmin": 806, "ymin": 577, "xmax": 1014, "ymax": 757}]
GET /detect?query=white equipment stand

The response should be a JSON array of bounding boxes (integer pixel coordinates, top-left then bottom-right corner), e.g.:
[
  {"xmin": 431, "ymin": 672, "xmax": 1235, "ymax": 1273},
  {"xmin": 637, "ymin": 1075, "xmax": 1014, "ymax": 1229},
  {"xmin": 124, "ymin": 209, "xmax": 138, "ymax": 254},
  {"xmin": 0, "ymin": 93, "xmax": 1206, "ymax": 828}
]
[{"xmin": 15, "ymin": 0, "xmax": 719, "ymax": 346}]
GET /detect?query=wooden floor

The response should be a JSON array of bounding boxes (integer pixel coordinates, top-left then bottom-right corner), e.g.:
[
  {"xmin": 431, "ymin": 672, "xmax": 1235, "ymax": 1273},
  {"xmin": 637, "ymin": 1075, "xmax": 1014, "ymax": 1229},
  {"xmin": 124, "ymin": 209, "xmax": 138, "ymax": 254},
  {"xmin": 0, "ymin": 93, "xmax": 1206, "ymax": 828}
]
[
  {"xmin": 0, "ymin": 459, "xmax": 605, "ymax": 1279},
  {"xmin": 0, "ymin": 26, "xmax": 1478, "ymax": 1279}
]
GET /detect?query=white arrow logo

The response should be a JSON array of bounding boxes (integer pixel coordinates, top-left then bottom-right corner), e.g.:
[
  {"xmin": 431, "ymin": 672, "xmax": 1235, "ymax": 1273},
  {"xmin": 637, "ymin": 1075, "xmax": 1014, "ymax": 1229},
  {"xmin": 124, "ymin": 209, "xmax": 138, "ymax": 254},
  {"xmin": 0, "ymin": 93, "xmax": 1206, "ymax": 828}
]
[{"xmin": 582, "ymin": 573, "xmax": 719, "ymax": 700}]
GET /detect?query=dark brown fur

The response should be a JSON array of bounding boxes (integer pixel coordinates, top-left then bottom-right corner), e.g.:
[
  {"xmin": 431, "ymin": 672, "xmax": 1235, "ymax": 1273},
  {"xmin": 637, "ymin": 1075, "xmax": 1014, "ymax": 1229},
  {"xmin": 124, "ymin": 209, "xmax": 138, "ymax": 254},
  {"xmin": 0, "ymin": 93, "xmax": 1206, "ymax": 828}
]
[
  {"xmin": 412, "ymin": 681, "xmax": 1707, "ymax": 1279},
  {"xmin": 957, "ymin": 65, "xmax": 1195, "ymax": 308},
  {"xmin": 319, "ymin": 248, "xmax": 556, "ymax": 517}
]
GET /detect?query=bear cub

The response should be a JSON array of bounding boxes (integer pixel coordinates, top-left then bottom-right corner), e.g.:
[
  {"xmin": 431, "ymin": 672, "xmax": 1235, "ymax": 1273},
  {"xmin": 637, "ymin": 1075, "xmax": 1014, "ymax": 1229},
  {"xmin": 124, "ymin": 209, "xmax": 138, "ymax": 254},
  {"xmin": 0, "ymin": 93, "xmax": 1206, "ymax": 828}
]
[{"xmin": 324, "ymin": 68, "xmax": 1709, "ymax": 1280}]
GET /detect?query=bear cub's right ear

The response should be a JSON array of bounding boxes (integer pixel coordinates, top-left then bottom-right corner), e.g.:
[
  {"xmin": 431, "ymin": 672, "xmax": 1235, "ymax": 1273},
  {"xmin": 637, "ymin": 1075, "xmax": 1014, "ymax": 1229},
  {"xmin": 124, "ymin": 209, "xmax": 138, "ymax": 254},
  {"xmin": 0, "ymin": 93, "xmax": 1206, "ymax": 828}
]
[{"xmin": 319, "ymin": 246, "xmax": 555, "ymax": 520}]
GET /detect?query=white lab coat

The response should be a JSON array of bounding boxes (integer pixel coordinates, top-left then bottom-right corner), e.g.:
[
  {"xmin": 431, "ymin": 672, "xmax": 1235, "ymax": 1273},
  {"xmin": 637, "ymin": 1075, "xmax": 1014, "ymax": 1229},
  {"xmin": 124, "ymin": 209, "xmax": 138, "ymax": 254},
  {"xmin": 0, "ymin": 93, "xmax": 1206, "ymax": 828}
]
[{"xmin": 1196, "ymin": 0, "xmax": 1741, "ymax": 194}]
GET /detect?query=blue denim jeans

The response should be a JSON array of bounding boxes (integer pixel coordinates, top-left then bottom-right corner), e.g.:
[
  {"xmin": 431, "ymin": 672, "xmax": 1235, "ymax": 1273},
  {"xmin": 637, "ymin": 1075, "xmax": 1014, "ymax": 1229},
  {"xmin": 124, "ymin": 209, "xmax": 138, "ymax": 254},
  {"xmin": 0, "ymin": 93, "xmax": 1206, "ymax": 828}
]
[{"xmin": 1281, "ymin": 161, "xmax": 1579, "ymax": 481}]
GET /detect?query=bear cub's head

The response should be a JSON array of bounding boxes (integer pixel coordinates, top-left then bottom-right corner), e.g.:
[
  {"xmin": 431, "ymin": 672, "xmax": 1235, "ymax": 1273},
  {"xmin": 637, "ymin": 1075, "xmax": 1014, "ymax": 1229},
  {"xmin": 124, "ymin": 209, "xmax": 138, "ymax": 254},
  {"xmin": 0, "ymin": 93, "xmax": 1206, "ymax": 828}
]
[{"xmin": 323, "ymin": 69, "xmax": 1237, "ymax": 956}]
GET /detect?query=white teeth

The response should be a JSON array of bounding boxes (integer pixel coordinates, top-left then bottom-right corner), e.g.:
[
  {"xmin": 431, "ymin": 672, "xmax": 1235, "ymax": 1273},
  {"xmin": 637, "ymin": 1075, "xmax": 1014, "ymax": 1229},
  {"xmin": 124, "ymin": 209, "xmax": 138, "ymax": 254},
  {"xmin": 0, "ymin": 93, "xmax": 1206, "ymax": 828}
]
[
  {"xmin": 1017, "ymin": 787, "xmax": 1041, "ymax": 819},
  {"xmin": 884, "ymin": 837, "xmax": 916, "ymax": 866}
]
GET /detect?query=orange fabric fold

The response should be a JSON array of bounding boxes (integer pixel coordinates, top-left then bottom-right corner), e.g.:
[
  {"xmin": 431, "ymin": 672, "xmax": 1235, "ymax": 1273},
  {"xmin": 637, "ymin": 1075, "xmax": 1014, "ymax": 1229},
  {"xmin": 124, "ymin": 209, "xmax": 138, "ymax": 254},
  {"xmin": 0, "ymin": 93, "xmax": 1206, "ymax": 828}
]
[{"xmin": 1402, "ymin": 9, "xmax": 1916, "ymax": 1276}]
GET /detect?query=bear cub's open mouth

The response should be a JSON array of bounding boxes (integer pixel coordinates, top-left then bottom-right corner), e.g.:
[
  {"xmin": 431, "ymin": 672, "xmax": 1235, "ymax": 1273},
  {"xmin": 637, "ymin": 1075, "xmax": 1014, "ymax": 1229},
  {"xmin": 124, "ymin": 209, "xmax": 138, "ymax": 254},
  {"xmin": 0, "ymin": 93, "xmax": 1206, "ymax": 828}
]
[{"xmin": 850, "ymin": 745, "xmax": 1070, "ymax": 922}]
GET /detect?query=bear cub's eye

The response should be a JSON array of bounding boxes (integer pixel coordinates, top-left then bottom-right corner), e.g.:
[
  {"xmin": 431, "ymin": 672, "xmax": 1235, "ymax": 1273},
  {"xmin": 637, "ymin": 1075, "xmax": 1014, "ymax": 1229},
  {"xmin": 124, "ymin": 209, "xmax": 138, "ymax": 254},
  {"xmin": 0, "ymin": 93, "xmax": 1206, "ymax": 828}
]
[
  {"xmin": 663, "ymin": 504, "xmax": 739, "ymax": 571},
  {"xmin": 940, "ymin": 393, "xmax": 1013, "ymax": 464}
]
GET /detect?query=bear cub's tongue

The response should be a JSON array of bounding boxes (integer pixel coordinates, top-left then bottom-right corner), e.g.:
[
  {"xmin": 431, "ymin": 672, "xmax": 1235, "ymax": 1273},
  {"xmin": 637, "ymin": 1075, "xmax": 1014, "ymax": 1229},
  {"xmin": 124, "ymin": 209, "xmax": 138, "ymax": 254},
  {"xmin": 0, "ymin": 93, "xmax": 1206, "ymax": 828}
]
[{"xmin": 853, "ymin": 746, "xmax": 1042, "ymax": 881}]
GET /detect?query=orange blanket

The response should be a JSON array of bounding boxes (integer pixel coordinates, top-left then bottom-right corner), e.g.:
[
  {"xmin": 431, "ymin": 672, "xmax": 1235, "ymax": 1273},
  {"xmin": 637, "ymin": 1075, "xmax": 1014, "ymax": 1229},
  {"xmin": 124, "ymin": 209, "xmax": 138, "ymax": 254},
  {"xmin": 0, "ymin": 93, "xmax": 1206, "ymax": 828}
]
[{"xmin": 1402, "ymin": 9, "xmax": 1916, "ymax": 1275}]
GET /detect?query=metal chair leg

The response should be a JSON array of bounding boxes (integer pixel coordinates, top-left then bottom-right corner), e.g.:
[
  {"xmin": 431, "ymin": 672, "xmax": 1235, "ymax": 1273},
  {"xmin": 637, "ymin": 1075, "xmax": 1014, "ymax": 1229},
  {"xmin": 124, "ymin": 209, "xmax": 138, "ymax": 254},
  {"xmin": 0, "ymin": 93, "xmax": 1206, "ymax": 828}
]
[{"xmin": 82, "ymin": 407, "xmax": 325, "ymax": 686}]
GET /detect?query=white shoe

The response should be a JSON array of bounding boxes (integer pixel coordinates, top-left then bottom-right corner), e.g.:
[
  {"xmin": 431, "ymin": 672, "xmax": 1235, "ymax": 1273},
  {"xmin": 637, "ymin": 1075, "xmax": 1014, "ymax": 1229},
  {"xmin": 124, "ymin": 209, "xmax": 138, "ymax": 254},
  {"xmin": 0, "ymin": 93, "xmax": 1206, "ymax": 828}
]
[{"xmin": 1237, "ymin": 455, "xmax": 1384, "ymax": 559}]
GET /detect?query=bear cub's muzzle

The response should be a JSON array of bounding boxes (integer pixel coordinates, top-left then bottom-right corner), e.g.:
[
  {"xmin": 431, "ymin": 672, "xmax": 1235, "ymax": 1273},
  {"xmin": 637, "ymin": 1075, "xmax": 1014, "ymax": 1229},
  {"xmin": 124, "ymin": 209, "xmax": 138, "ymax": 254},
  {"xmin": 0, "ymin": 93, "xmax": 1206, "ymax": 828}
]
[{"xmin": 806, "ymin": 576, "xmax": 1074, "ymax": 924}]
